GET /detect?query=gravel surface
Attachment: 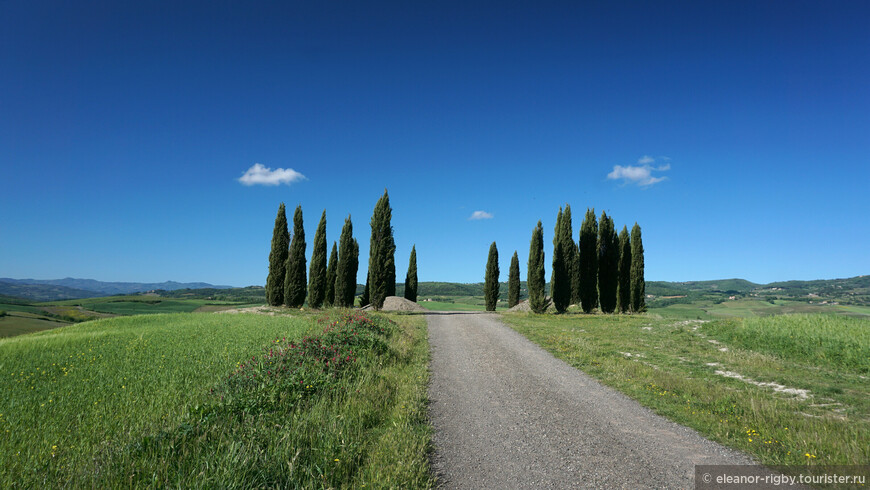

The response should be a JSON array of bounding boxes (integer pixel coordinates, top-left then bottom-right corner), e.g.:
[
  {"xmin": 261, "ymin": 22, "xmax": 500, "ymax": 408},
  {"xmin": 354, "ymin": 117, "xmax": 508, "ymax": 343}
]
[
  {"xmin": 361, "ymin": 296, "xmax": 428, "ymax": 312},
  {"xmin": 427, "ymin": 311, "xmax": 756, "ymax": 489}
]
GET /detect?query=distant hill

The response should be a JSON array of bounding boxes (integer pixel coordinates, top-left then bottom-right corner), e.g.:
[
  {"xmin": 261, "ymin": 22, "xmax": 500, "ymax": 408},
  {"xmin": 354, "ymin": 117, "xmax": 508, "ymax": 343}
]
[
  {"xmin": 0, "ymin": 278, "xmax": 233, "ymax": 301},
  {"xmin": 0, "ymin": 281, "xmax": 105, "ymax": 302}
]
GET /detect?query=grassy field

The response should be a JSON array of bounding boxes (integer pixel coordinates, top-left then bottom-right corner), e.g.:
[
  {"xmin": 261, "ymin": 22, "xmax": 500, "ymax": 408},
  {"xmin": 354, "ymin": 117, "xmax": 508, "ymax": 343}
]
[
  {"xmin": 501, "ymin": 312, "xmax": 868, "ymax": 468},
  {"xmin": 0, "ymin": 310, "xmax": 431, "ymax": 488}
]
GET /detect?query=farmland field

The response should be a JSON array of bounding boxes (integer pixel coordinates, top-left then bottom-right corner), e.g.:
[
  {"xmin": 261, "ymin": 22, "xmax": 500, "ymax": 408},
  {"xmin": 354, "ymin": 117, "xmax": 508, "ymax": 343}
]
[
  {"xmin": 0, "ymin": 310, "xmax": 431, "ymax": 488},
  {"xmin": 502, "ymin": 312, "xmax": 869, "ymax": 467}
]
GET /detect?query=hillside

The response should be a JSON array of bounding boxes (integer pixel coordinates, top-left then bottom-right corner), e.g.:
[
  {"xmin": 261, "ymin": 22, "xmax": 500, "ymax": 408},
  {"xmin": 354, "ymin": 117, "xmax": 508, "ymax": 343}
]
[
  {"xmin": 0, "ymin": 281, "xmax": 105, "ymax": 301},
  {"xmin": 0, "ymin": 278, "xmax": 233, "ymax": 300}
]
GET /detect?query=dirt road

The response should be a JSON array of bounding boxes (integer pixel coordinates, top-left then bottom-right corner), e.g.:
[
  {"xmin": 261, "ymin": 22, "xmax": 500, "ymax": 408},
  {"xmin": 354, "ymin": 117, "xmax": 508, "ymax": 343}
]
[{"xmin": 426, "ymin": 312, "xmax": 754, "ymax": 488}]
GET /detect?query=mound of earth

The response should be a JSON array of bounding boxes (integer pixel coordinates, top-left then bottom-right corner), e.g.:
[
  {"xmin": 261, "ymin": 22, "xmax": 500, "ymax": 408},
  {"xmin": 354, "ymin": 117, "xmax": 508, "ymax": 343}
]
[
  {"xmin": 361, "ymin": 296, "xmax": 428, "ymax": 312},
  {"xmin": 507, "ymin": 299, "xmax": 558, "ymax": 312}
]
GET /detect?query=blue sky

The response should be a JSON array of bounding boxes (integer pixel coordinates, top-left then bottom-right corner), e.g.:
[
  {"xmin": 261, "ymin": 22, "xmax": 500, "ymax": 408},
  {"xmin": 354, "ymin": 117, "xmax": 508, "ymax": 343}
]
[{"xmin": 2, "ymin": 1, "xmax": 868, "ymax": 286}]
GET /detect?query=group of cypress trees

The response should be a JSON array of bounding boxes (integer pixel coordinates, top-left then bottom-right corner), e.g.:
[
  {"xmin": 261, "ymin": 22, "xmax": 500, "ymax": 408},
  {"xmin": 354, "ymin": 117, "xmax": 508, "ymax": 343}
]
[
  {"xmin": 265, "ymin": 204, "xmax": 359, "ymax": 309},
  {"xmin": 546, "ymin": 205, "xmax": 645, "ymax": 314},
  {"xmin": 494, "ymin": 205, "xmax": 645, "ymax": 314},
  {"xmin": 265, "ymin": 190, "xmax": 415, "ymax": 311}
]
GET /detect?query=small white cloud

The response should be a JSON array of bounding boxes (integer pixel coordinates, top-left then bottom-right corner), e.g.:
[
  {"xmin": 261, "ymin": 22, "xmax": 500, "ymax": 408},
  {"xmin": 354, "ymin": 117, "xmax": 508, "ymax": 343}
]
[
  {"xmin": 637, "ymin": 155, "xmax": 655, "ymax": 165},
  {"xmin": 607, "ymin": 156, "xmax": 670, "ymax": 186},
  {"xmin": 238, "ymin": 163, "xmax": 306, "ymax": 186},
  {"xmin": 469, "ymin": 210, "xmax": 494, "ymax": 220}
]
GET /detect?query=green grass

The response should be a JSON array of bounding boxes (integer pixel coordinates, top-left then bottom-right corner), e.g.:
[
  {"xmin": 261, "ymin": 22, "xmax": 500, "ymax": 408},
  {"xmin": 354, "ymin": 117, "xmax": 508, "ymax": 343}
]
[
  {"xmin": 0, "ymin": 310, "xmax": 432, "ymax": 488},
  {"xmin": 0, "ymin": 314, "xmax": 69, "ymax": 338},
  {"xmin": 501, "ymin": 312, "xmax": 868, "ymax": 468}
]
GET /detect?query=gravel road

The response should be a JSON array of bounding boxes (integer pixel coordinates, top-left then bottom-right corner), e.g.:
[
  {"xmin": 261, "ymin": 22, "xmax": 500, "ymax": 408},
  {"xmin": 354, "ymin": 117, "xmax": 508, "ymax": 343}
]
[{"xmin": 427, "ymin": 312, "xmax": 756, "ymax": 489}]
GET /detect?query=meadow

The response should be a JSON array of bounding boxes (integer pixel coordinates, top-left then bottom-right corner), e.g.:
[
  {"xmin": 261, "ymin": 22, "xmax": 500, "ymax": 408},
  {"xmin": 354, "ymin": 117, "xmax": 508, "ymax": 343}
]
[
  {"xmin": 0, "ymin": 310, "xmax": 431, "ymax": 488},
  {"xmin": 501, "ymin": 313, "xmax": 869, "ymax": 468}
]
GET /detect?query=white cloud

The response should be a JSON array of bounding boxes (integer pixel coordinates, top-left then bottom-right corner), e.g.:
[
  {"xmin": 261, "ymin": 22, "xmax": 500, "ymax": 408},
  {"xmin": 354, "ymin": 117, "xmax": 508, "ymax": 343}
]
[
  {"xmin": 469, "ymin": 210, "xmax": 494, "ymax": 220},
  {"xmin": 238, "ymin": 163, "xmax": 306, "ymax": 186},
  {"xmin": 607, "ymin": 156, "xmax": 671, "ymax": 186},
  {"xmin": 637, "ymin": 155, "xmax": 655, "ymax": 165}
]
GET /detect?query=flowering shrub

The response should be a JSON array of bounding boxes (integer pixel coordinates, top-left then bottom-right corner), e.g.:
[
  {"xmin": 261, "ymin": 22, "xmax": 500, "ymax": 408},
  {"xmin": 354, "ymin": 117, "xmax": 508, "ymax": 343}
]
[{"xmin": 213, "ymin": 312, "xmax": 396, "ymax": 414}]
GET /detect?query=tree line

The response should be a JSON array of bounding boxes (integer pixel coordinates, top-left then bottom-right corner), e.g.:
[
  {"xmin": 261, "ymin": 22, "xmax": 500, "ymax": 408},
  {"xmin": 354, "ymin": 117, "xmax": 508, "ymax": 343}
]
[
  {"xmin": 484, "ymin": 205, "xmax": 645, "ymax": 314},
  {"xmin": 265, "ymin": 190, "xmax": 418, "ymax": 310}
]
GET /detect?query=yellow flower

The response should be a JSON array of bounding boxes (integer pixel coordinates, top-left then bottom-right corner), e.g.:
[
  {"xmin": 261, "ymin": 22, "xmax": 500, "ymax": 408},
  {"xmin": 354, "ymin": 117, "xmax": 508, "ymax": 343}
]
[{"xmin": 334, "ymin": 458, "xmax": 340, "ymax": 462}]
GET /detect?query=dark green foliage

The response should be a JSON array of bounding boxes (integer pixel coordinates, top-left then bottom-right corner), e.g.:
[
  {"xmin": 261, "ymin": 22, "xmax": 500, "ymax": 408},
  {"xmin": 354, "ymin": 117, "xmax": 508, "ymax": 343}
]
[
  {"xmin": 350, "ymin": 239, "xmax": 360, "ymax": 304},
  {"xmin": 325, "ymin": 242, "xmax": 338, "ymax": 306},
  {"xmin": 359, "ymin": 275, "xmax": 370, "ymax": 307},
  {"xmin": 560, "ymin": 205, "xmax": 578, "ymax": 305},
  {"xmin": 484, "ymin": 242, "xmax": 500, "ymax": 311},
  {"xmin": 630, "ymin": 223, "xmax": 646, "ymax": 312},
  {"xmin": 579, "ymin": 208, "xmax": 599, "ymax": 313},
  {"xmin": 367, "ymin": 190, "xmax": 396, "ymax": 310},
  {"xmin": 617, "ymin": 226, "xmax": 631, "ymax": 313},
  {"xmin": 617, "ymin": 226, "xmax": 632, "ymax": 313},
  {"xmin": 597, "ymin": 211, "xmax": 619, "ymax": 314},
  {"xmin": 571, "ymin": 242, "xmax": 581, "ymax": 306},
  {"xmin": 550, "ymin": 207, "xmax": 563, "ymax": 294},
  {"xmin": 334, "ymin": 216, "xmax": 356, "ymax": 308},
  {"xmin": 527, "ymin": 221, "xmax": 550, "ymax": 314},
  {"xmin": 284, "ymin": 205, "xmax": 307, "ymax": 308},
  {"xmin": 551, "ymin": 208, "xmax": 570, "ymax": 313},
  {"xmin": 386, "ymin": 252, "xmax": 396, "ymax": 298},
  {"xmin": 508, "ymin": 251, "xmax": 520, "ymax": 308},
  {"xmin": 404, "ymin": 245, "xmax": 418, "ymax": 302},
  {"xmin": 307, "ymin": 211, "xmax": 328, "ymax": 308},
  {"xmin": 266, "ymin": 203, "xmax": 290, "ymax": 306}
]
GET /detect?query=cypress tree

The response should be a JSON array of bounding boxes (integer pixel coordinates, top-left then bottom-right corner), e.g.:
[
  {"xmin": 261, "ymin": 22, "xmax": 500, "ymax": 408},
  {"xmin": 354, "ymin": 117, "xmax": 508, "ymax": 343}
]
[
  {"xmin": 404, "ymin": 245, "xmax": 418, "ymax": 302},
  {"xmin": 630, "ymin": 223, "xmax": 646, "ymax": 313},
  {"xmin": 550, "ymin": 207, "xmax": 563, "ymax": 294},
  {"xmin": 307, "ymin": 210, "xmax": 328, "ymax": 308},
  {"xmin": 508, "ymin": 251, "xmax": 520, "ymax": 308},
  {"xmin": 325, "ymin": 241, "xmax": 338, "ymax": 306},
  {"xmin": 334, "ymin": 216, "xmax": 355, "ymax": 307},
  {"xmin": 617, "ymin": 226, "xmax": 631, "ymax": 314},
  {"xmin": 265, "ymin": 203, "xmax": 289, "ymax": 306},
  {"xmin": 484, "ymin": 242, "xmax": 500, "ymax": 311},
  {"xmin": 551, "ymin": 208, "xmax": 570, "ymax": 313},
  {"xmin": 349, "ymin": 238, "xmax": 360, "ymax": 306},
  {"xmin": 284, "ymin": 205, "xmax": 307, "ymax": 308},
  {"xmin": 527, "ymin": 221, "xmax": 550, "ymax": 314},
  {"xmin": 571, "ymin": 242, "xmax": 581, "ymax": 306},
  {"xmin": 561, "ymin": 205, "xmax": 578, "ymax": 306},
  {"xmin": 597, "ymin": 211, "xmax": 619, "ymax": 314},
  {"xmin": 578, "ymin": 208, "xmax": 599, "ymax": 313},
  {"xmin": 368, "ymin": 190, "xmax": 395, "ymax": 310}
]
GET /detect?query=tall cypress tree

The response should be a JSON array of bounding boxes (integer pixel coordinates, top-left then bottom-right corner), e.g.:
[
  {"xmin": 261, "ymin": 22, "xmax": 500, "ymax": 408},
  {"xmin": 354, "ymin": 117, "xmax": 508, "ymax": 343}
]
[
  {"xmin": 284, "ymin": 205, "xmax": 307, "ymax": 308},
  {"xmin": 508, "ymin": 251, "xmax": 520, "ymax": 308},
  {"xmin": 551, "ymin": 208, "xmax": 570, "ymax": 313},
  {"xmin": 325, "ymin": 241, "xmax": 338, "ymax": 306},
  {"xmin": 368, "ymin": 190, "xmax": 395, "ymax": 310},
  {"xmin": 550, "ymin": 207, "xmax": 563, "ymax": 294},
  {"xmin": 597, "ymin": 211, "xmax": 618, "ymax": 314},
  {"xmin": 617, "ymin": 226, "xmax": 631, "ymax": 314},
  {"xmin": 561, "ymin": 205, "xmax": 578, "ymax": 305},
  {"xmin": 571, "ymin": 242, "xmax": 581, "ymax": 306},
  {"xmin": 335, "ymin": 216, "xmax": 355, "ymax": 307},
  {"xmin": 630, "ymin": 223, "xmax": 646, "ymax": 313},
  {"xmin": 307, "ymin": 210, "xmax": 328, "ymax": 308},
  {"xmin": 579, "ymin": 208, "xmax": 599, "ymax": 313},
  {"xmin": 265, "ymin": 203, "xmax": 289, "ymax": 306},
  {"xmin": 404, "ymin": 245, "xmax": 418, "ymax": 302},
  {"xmin": 484, "ymin": 242, "xmax": 500, "ymax": 311},
  {"xmin": 527, "ymin": 221, "xmax": 550, "ymax": 314},
  {"xmin": 349, "ymin": 238, "xmax": 360, "ymax": 306}
]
